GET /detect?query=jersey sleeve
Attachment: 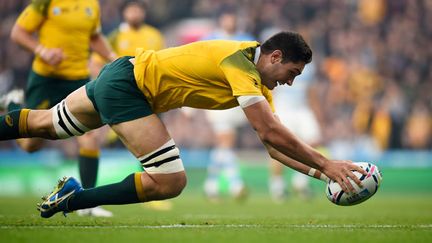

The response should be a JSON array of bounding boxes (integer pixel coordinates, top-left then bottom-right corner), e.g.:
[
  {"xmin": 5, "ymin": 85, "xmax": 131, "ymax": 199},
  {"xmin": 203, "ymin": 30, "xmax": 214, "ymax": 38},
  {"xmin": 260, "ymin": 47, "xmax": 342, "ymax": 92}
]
[
  {"xmin": 16, "ymin": 2, "xmax": 47, "ymax": 32},
  {"xmin": 219, "ymin": 49, "xmax": 263, "ymax": 97}
]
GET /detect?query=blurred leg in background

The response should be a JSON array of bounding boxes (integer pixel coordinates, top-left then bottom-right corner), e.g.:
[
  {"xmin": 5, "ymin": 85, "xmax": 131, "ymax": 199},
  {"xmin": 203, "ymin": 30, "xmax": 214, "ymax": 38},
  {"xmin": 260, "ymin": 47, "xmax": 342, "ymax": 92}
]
[{"xmin": 204, "ymin": 108, "xmax": 248, "ymax": 202}]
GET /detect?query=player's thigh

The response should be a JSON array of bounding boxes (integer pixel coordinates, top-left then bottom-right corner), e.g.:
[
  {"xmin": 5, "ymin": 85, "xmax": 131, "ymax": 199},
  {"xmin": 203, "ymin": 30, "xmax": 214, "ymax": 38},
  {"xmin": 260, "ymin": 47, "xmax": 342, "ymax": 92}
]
[
  {"xmin": 64, "ymin": 86, "xmax": 103, "ymax": 129},
  {"xmin": 110, "ymin": 115, "xmax": 171, "ymax": 157}
]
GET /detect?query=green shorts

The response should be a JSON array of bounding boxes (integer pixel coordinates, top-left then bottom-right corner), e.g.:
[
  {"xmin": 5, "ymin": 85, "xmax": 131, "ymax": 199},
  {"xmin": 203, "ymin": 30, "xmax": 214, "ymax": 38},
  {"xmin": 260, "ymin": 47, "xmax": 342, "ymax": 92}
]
[
  {"xmin": 85, "ymin": 56, "xmax": 153, "ymax": 125},
  {"xmin": 26, "ymin": 70, "xmax": 89, "ymax": 109}
]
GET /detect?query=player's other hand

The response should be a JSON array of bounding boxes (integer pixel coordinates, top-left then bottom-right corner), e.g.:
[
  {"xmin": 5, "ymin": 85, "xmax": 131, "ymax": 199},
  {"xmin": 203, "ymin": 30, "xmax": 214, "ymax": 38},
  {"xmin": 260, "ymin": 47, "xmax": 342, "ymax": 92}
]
[
  {"xmin": 321, "ymin": 160, "xmax": 367, "ymax": 193},
  {"xmin": 37, "ymin": 47, "xmax": 64, "ymax": 66}
]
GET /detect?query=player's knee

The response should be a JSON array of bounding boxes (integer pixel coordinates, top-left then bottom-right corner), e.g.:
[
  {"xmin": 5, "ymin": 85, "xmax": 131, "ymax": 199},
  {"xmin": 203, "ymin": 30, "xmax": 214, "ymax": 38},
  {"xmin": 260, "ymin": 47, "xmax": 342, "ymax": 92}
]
[
  {"xmin": 161, "ymin": 173, "xmax": 187, "ymax": 199},
  {"xmin": 141, "ymin": 172, "xmax": 187, "ymax": 201},
  {"xmin": 139, "ymin": 139, "xmax": 185, "ymax": 175},
  {"xmin": 138, "ymin": 139, "xmax": 186, "ymax": 199}
]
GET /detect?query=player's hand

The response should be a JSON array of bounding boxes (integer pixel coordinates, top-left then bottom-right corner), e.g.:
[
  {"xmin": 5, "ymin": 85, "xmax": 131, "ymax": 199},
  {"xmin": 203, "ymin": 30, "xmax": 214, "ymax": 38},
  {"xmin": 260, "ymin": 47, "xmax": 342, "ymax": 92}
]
[
  {"xmin": 35, "ymin": 45, "xmax": 64, "ymax": 66},
  {"xmin": 321, "ymin": 160, "xmax": 367, "ymax": 193}
]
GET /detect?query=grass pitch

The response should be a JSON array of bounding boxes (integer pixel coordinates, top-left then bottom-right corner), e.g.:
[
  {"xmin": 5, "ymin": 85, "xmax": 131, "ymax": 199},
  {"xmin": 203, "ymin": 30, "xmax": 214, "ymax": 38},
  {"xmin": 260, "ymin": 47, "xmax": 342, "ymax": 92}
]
[{"xmin": 1, "ymin": 193, "xmax": 431, "ymax": 243}]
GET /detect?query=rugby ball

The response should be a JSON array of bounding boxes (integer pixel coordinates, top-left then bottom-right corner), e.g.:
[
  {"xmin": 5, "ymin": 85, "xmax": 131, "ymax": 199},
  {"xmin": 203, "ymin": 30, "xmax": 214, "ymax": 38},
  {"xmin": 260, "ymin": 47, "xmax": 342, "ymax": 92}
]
[{"xmin": 326, "ymin": 162, "xmax": 382, "ymax": 206}]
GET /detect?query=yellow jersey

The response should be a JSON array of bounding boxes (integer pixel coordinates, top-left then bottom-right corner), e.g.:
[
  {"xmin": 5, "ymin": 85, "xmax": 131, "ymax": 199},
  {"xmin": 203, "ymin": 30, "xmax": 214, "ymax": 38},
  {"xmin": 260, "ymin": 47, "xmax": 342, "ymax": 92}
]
[
  {"xmin": 110, "ymin": 23, "xmax": 164, "ymax": 56},
  {"xmin": 92, "ymin": 22, "xmax": 164, "ymax": 63},
  {"xmin": 133, "ymin": 40, "xmax": 274, "ymax": 113},
  {"xmin": 16, "ymin": 0, "xmax": 101, "ymax": 79}
]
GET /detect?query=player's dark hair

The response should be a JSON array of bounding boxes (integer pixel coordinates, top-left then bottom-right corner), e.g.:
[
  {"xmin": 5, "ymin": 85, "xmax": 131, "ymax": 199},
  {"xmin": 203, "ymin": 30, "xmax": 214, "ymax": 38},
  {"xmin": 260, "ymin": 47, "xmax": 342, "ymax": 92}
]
[
  {"xmin": 261, "ymin": 31, "xmax": 312, "ymax": 64},
  {"xmin": 121, "ymin": 0, "xmax": 147, "ymax": 13}
]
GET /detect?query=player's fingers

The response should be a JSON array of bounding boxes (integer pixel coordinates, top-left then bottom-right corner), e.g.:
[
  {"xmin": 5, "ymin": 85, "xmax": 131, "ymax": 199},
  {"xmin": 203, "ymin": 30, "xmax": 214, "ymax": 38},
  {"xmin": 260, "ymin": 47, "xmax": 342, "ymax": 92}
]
[
  {"xmin": 42, "ymin": 51, "xmax": 56, "ymax": 64},
  {"xmin": 48, "ymin": 58, "xmax": 59, "ymax": 66},
  {"xmin": 53, "ymin": 56, "xmax": 62, "ymax": 65},
  {"xmin": 50, "ymin": 54, "xmax": 63, "ymax": 65},
  {"xmin": 336, "ymin": 177, "xmax": 349, "ymax": 193},
  {"xmin": 342, "ymin": 175, "xmax": 355, "ymax": 193},
  {"xmin": 352, "ymin": 164, "xmax": 367, "ymax": 175},
  {"xmin": 54, "ymin": 49, "xmax": 64, "ymax": 59},
  {"xmin": 348, "ymin": 170, "xmax": 362, "ymax": 187},
  {"xmin": 46, "ymin": 58, "xmax": 56, "ymax": 65}
]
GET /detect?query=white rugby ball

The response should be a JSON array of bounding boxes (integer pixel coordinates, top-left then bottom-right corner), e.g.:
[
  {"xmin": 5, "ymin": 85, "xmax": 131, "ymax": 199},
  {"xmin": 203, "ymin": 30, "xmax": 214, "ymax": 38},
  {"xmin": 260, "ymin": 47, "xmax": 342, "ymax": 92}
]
[{"xmin": 326, "ymin": 162, "xmax": 382, "ymax": 206}]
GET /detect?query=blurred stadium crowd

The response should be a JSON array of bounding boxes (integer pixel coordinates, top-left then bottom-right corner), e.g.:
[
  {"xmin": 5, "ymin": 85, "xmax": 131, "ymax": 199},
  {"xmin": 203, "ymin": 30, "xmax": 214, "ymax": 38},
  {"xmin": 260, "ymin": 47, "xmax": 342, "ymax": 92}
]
[{"xmin": 0, "ymin": 0, "xmax": 431, "ymax": 154}]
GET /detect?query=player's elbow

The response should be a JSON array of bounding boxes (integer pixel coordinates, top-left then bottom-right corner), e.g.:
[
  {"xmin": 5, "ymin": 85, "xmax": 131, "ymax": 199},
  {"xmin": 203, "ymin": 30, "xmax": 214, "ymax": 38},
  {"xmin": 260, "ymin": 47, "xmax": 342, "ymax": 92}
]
[
  {"xmin": 266, "ymin": 145, "xmax": 278, "ymax": 160},
  {"xmin": 10, "ymin": 24, "xmax": 28, "ymax": 45},
  {"xmin": 10, "ymin": 25, "xmax": 20, "ymax": 43},
  {"xmin": 256, "ymin": 122, "xmax": 279, "ymax": 145}
]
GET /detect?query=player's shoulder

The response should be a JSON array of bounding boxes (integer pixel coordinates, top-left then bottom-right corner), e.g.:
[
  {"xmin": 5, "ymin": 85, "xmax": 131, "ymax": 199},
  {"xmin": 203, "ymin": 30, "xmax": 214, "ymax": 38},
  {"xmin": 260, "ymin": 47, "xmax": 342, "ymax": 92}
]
[
  {"xmin": 224, "ymin": 40, "xmax": 260, "ymax": 61},
  {"xmin": 31, "ymin": 0, "xmax": 52, "ymax": 16},
  {"xmin": 107, "ymin": 27, "xmax": 120, "ymax": 45},
  {"xmin": 140, "ymin": 24, "xmax": 163, "ymax": 35},
  {"xmin": 202, "ymin": 39, "xmax": 259, "ymax": 49}
]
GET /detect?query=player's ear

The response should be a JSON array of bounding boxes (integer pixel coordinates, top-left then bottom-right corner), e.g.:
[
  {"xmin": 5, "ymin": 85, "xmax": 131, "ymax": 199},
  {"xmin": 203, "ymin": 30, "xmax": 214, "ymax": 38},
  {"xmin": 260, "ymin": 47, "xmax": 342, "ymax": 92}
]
[{"xmin": 270, "ymin": 50, "xmax": 283, "ymax": 64}]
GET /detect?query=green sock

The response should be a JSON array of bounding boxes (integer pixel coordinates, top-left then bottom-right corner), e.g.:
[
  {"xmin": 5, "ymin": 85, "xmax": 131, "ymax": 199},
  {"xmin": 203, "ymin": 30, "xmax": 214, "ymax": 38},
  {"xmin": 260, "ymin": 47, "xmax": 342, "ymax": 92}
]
[
  {"xmin": 78, "ymin": 149, "xmax": 100, "ymax": 189},
  {"xmin": 68, "ymin": 173, "xmax": 144, "ymax": 211},
  {"xmin": 0, "ymin": 109, "xmax": 30, "ymax": 140},
  {"xmin": 8, "ymin": 102, "xmax": 22, "ymax": 112}
]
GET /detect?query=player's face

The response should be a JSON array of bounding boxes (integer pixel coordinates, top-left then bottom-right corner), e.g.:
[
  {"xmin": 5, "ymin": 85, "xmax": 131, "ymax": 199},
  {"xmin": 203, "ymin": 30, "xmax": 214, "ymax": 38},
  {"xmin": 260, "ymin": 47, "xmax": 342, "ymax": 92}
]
[
  {"xmin": 124, "ymin": 4, "xmax": 145, "ymax": 28},
  {"xmin": 259, "ymin": 50, "xmax": 305, "ymax": 90},
  {"xmin": 219, "ymin": 13, "xmax": 237, "ymax": 34}
]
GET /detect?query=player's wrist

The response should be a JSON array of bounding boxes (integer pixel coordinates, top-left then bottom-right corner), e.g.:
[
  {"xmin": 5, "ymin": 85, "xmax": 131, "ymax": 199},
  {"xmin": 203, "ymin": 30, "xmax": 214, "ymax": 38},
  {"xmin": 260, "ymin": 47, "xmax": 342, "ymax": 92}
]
[
  {"xmin": 314, "ymin": 153, "xmax": 330, "ymax": 171},
  {"xmin": 308, "ymin": 168, "xmax": 329, "ymax": 182},
  {"xmin": 34, "ymin": 44, "xmax": 48, "ymax": 59},
  {"xmin": 319, "ymin": 172, "xmax": 329, "ymax": 182},
  {"xmin": 34, "ymin": 44, "xmax": 44, "ymax": 55},
  {"xmin": 108, "ymin": 52, "xmax": 117, "ymax": 62}
]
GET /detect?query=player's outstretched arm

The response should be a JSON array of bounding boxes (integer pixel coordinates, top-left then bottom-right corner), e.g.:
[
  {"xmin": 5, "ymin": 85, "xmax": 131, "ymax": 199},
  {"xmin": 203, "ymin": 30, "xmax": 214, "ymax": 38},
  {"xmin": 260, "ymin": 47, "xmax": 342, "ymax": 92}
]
[
  {"xmin": 264, "ymin": 143, "xmax": 329, "ymax": 182},
  {"xmin": 241, "ymin": 99, "xmax": 366, "ymax": 192}
]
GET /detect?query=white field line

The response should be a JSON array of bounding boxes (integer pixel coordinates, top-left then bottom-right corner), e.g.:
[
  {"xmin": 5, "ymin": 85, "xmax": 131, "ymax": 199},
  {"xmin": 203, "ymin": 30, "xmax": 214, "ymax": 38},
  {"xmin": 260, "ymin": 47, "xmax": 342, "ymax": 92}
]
[{"xmin": 1, "ymin": 224, "xmax": 431, "ymax": 229}]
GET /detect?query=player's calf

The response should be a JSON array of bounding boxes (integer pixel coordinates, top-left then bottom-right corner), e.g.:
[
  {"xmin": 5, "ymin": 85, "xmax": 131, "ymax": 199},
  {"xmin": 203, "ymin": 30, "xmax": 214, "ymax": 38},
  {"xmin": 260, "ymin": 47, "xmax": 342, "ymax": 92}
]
[
  {"xmin": 16, "ymin": 138, "xmax": 45, "ymax": 153},
  {"xmin": 0, "ymin": 108, "xmax": 57, "ymax": 140}
]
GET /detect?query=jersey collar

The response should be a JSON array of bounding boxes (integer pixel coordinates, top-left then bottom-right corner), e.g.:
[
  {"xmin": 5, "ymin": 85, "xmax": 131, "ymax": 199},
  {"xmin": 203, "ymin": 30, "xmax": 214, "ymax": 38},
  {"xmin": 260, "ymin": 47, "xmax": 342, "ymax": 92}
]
[{"xmin": 254, "ymin": 47, "xmax": 261, "ymax": 65}]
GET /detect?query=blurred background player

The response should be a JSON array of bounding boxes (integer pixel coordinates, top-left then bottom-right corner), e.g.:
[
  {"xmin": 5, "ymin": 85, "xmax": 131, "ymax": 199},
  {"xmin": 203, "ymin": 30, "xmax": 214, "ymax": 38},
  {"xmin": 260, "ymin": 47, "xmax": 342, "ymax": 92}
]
[
  {"xmin": 90, "ymin": 0, "xmax": 164, "ymax": 78},
  {"xmin": 3, "ymin": 0, "xmax": 116, "ymax": 216},
  {"xmin": 200, "ymin": 8, "xmax": 254, "ymax": 201}
]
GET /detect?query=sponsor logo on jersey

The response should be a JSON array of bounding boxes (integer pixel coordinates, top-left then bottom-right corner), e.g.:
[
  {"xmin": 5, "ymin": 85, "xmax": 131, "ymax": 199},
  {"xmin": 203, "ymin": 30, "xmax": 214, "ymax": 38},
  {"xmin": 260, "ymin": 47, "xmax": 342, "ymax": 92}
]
[
  {"xmin": 53, "ymin": 7, "xmax": 61, "ymax": 15},
  {"xmin": 85, "ymin": 7, "xmax": 92, "ymax": 17}
]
